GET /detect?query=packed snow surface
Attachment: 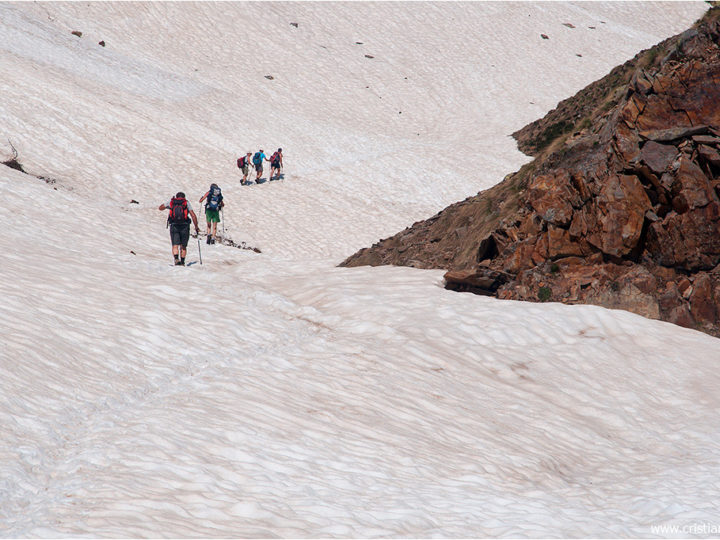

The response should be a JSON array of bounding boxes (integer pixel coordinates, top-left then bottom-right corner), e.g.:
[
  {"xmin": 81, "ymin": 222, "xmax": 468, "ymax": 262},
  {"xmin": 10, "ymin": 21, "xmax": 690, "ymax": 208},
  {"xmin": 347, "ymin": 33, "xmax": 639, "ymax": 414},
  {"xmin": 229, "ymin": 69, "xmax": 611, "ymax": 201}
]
[{"xmin": 1, "ymin": 2, "xmax": 719, "ymax": 537}]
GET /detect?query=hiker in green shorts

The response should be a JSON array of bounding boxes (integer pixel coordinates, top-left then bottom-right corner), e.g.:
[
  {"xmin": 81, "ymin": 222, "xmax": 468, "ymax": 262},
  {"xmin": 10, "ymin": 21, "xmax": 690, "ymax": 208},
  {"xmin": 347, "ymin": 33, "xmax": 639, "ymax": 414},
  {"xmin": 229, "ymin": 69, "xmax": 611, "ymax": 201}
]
[{"xmin": 199, "ymin": 183, "xmax": 224, "ymax": 244}]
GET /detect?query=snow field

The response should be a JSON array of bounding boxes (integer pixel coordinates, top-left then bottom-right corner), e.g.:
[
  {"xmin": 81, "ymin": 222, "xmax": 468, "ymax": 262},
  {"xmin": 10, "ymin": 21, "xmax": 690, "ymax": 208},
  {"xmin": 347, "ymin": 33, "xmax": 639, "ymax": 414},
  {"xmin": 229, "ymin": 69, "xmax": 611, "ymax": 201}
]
[{"xmin": 2, "ymin": 1, "xmax": 719, "ymax": 537}]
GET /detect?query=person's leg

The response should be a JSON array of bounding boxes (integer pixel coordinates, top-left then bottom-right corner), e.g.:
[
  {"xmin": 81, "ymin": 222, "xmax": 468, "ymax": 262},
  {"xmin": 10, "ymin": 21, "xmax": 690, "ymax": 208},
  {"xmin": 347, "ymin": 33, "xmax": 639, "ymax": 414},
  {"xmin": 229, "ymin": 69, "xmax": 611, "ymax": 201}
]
[
  {"xmin": 170, "ymin": 226, "xmax": 181, "ymax": 263},
  {"xmin": 180, "ymin": 226, "xmax": 190, "ymax": 263}
]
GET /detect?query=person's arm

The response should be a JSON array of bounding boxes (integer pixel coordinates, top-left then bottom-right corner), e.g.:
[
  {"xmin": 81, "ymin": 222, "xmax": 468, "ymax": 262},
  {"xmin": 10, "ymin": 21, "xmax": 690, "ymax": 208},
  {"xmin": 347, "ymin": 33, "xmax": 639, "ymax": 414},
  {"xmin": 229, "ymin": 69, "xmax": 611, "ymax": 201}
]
[
  {"xmin": 158, "ymin": 203, "xmax": 168, "ymax": 211},
  {"xmin": 199, "ymin": 192, "xmax": 208, "ymax": 203},
  {"xmin": 189, "ymin": 210, "xmax": 200, "ymax": 234}
]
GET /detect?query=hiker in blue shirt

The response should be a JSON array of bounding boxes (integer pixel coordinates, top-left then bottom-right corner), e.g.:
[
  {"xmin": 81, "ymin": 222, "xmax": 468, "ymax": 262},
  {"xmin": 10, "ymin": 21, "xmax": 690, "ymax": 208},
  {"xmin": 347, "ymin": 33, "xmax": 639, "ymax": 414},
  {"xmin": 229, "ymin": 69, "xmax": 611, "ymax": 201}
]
[{"xmin": 252, "ymin": 149, "xmax": 269, "ymax": 182}]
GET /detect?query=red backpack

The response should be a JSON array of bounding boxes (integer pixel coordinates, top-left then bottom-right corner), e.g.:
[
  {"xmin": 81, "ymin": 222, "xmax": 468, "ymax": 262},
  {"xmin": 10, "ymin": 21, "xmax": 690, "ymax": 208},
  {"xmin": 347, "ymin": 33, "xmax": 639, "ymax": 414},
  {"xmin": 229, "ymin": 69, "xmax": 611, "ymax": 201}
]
[
  {"xmin": 168, "ymin": 197, "xmax": 189, "ymax": 224},
  {"xmin": 271, "ymin": 152, "xmax": 279, "ymax": 164},
  {"xmin": 237, "ymin": 156, "xmax": 246, "ymax": 168}
]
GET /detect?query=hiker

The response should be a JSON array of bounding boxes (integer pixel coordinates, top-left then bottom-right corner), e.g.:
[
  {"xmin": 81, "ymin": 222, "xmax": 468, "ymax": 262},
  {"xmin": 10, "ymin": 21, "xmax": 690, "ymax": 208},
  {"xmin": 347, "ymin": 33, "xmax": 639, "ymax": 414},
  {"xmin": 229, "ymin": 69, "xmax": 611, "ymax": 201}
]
[
  {"xmin": 252, "ymin": 149, "xmax": 268, "ymax": 182},
  {"xmin": 158, "ymin": 192, "xmax": 199, "ymax": 266},
  {"xmin": 237, "ymin": 152, "xmax": 252, "ymax": 185},
  {"xmin": 270, "ymin": 148, "xmax": 283, "ymax": 180},
  {"xmin": 199, "ymin": 183, "xmax": 224, "ymax": 244}
]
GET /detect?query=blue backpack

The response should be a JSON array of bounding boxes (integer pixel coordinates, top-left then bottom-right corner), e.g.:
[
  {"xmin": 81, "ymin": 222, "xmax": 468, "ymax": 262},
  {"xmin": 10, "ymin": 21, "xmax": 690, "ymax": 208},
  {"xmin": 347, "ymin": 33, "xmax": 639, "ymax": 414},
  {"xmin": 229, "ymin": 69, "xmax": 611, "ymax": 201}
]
[
  {"xmin": 253, "ymin": 152, "xmax": 262, "ymax": 165},
  {"xmin": 206, "ymin": 185, "xmax": 223, "ymax": 211}
]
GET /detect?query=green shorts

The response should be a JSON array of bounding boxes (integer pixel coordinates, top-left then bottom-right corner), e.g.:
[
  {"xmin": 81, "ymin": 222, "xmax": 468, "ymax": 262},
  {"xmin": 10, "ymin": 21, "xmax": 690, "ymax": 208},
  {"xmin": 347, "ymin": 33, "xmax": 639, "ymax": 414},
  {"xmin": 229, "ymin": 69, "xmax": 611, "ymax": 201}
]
[{"xmin": 205, "ymin": 208, "xmax": 220, "ymax": 222}]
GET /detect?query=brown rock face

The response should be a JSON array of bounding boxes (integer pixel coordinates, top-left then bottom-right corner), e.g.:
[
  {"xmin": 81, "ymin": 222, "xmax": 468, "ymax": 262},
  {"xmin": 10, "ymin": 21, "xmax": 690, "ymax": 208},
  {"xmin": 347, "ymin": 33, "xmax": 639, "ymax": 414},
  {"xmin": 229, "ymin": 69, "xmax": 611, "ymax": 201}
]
[{"xmin": 342, "ymin": 10, "xmax": 720, "ymax": 336}]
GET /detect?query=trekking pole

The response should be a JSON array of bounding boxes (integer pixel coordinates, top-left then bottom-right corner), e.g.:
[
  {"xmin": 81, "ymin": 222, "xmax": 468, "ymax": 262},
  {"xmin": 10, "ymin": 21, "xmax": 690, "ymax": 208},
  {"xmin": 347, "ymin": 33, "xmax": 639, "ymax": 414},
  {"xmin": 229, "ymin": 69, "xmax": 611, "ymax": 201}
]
[
  {"xmin": 221, "ymin": 207, "xmax": 226, "ymax": 243},
  {"xmin": 197, "ymin": 233, "xmax": 203, "ymax": 265}
]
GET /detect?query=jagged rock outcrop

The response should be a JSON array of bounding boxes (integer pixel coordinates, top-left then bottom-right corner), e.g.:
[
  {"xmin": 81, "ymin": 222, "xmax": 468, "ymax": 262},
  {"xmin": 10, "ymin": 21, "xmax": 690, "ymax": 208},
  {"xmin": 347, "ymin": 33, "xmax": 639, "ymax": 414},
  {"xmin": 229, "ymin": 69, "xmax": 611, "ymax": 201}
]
[{"xmin": 341, "ymin": 9, "xmax": 720, "ymax": 336}]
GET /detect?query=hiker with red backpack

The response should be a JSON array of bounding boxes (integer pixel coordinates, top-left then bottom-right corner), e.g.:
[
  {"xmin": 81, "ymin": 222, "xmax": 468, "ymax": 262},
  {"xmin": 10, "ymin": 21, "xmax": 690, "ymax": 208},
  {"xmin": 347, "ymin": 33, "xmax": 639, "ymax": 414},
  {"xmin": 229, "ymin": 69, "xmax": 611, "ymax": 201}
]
[
  {"xmin": 269, "ymin": 148, "xmax": 283, "ymax": 181},
  {"xmin": 237, "ymin": 152, "xmax": 252, "ymax": 185},
  {"xmin": 199, "ymin": 183, "xmax": 224, "ymax": 245},
  {"xmin": 158, "ymin": 192, "xmax": 200, "ymax": 266}
]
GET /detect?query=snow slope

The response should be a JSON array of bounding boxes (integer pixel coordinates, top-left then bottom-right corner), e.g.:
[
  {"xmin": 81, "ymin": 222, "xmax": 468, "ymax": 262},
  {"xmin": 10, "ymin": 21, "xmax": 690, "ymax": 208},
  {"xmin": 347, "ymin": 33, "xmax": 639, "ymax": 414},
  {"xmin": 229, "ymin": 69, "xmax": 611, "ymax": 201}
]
[{"xmin": 1, "ymin": 2, "xmax": 719, "ymax": 537}]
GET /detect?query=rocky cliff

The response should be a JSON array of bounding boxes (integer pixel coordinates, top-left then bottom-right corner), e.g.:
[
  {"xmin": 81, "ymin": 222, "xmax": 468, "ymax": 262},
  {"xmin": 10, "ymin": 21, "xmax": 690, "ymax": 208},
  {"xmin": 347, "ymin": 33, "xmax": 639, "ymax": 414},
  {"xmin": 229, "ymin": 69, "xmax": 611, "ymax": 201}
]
[{"xmin": 341, "ymin": 9, "xmax": 720, "ymax": 336}]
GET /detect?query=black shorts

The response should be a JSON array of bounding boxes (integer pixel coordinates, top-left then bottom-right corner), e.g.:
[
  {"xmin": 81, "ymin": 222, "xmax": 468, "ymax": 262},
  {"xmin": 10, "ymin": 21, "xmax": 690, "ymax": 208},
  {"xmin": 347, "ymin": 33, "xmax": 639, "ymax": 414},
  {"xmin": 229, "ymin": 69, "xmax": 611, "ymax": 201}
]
[
  {"xmin": 170, "ymin": 223, "xmax": 190, "ymax": 247},
  {"xmin": 255, "ymin": 163, "xmax": 262, "ymax": 172},
  {"xmin": 271, "ymin": 161, "xmax": 280, "ymax": 169}
]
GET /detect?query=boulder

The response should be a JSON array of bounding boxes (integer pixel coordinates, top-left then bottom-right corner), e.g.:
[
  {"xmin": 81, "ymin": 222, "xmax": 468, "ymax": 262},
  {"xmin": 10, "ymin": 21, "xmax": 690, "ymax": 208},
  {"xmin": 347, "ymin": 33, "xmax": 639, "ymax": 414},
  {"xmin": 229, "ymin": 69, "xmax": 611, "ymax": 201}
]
[
  {"xmin": 444, "ymin": 269, "xmax": 512, "ymax": 295},
  {"xmin": 640, "ymin": 125, "xmax": 709, "ymax": 142},
  {"xmin": 698, "ymin": 144, "xmax": 720, "ymax": 168},
  {"xmin": 526, "ymin": 170, "xmax": 580, "ymax": 227},
  {"xmin": 640, "ymin": 141, "xmax": 678, "ymax": 174},
  {"xmin": 587, "ymin": 174, "xmax": 651, "ymax": 257}
]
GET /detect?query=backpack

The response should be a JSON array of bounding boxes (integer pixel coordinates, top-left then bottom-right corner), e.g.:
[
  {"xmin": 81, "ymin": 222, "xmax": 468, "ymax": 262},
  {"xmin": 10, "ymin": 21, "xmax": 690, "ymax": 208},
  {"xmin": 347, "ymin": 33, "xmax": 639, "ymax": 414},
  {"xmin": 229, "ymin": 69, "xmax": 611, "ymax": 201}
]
[
  {"xmin": 253, "ymin": 152, "xmax": 262, "ymax": 165},
  {"xmin": 270, "ymin": 152, "xmax": 279, "ymax": 164},
  {"xmin": 237, "ymin": 156, "xmax": 246, "ymax": 168},
  {"xmin": 168, "ymin": 197, "xmax": 189, "ymax": 225},
  {"xmin": 206, "ymin": 185, "xmax": 223, "ymax": 211}
]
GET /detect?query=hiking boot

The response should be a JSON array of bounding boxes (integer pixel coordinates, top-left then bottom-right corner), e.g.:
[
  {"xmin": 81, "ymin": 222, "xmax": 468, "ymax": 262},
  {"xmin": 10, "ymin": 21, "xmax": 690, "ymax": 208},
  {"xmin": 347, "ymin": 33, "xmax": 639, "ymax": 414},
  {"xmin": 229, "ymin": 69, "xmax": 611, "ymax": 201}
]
[{"xmin": 206, "ymin": 236, "xmax": 212, "ymax": 244}]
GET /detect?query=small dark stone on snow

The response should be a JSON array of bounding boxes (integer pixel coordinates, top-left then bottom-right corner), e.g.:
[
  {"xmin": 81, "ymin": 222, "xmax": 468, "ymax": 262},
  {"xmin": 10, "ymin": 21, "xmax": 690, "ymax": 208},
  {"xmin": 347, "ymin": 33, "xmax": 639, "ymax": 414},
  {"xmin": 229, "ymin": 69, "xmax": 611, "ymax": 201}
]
[
  {"xmin": 130, "ymin": 250, "xmax": 136, "ymax": 255},
  {"xmin": 589, "ymin": 26, "xmax": 596, "ymax": 29},
  {"xmin": 99, "ymin": 40, "xmax": 106, "ymax": 47},
  {"xmin": 356, "ymin": 41, "xmax": 363, "ymax": 44},
  {"xmin": 265, "ymin": 75, "xmax": 274, "ymax": 80},
  {"xmin": 71, "ymin": 30, "xmax": 82, "ymax": 38},
  {"xmin": 130, "ymin": 200, "xmax": 139, "ymax": 204},
  {"xmin": 563, "ymin": 23, "xmax": 576, "ymax": 29},
  {"xmin": 541, "ymin": 34, "xmax": 549, "ymax": 39},
  {"xmin": 365, "ymin": 54, "xmax": 374, "ymax": 59},
  {"xmin": 576, "ymin": 54, "xmax": 582, "ymax": 57},
  {"xmin": 290, "ymin": 22, "xmax": 298, "ymax": 28},
  {"xmin": 3, "ymin": 159, "xmax": 24, "ymax": 172}
]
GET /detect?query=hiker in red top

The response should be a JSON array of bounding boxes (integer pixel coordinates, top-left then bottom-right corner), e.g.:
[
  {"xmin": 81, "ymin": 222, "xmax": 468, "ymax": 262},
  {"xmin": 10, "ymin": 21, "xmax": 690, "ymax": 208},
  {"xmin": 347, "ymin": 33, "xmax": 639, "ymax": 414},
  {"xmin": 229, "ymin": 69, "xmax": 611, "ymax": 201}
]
[
  {"xmin": 158, "ymin": 192, "xmax": 199, "ymax": 266},
  {"xmin": 269, "ymin": 148, "xmax": 283, "ymax": 181}
]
